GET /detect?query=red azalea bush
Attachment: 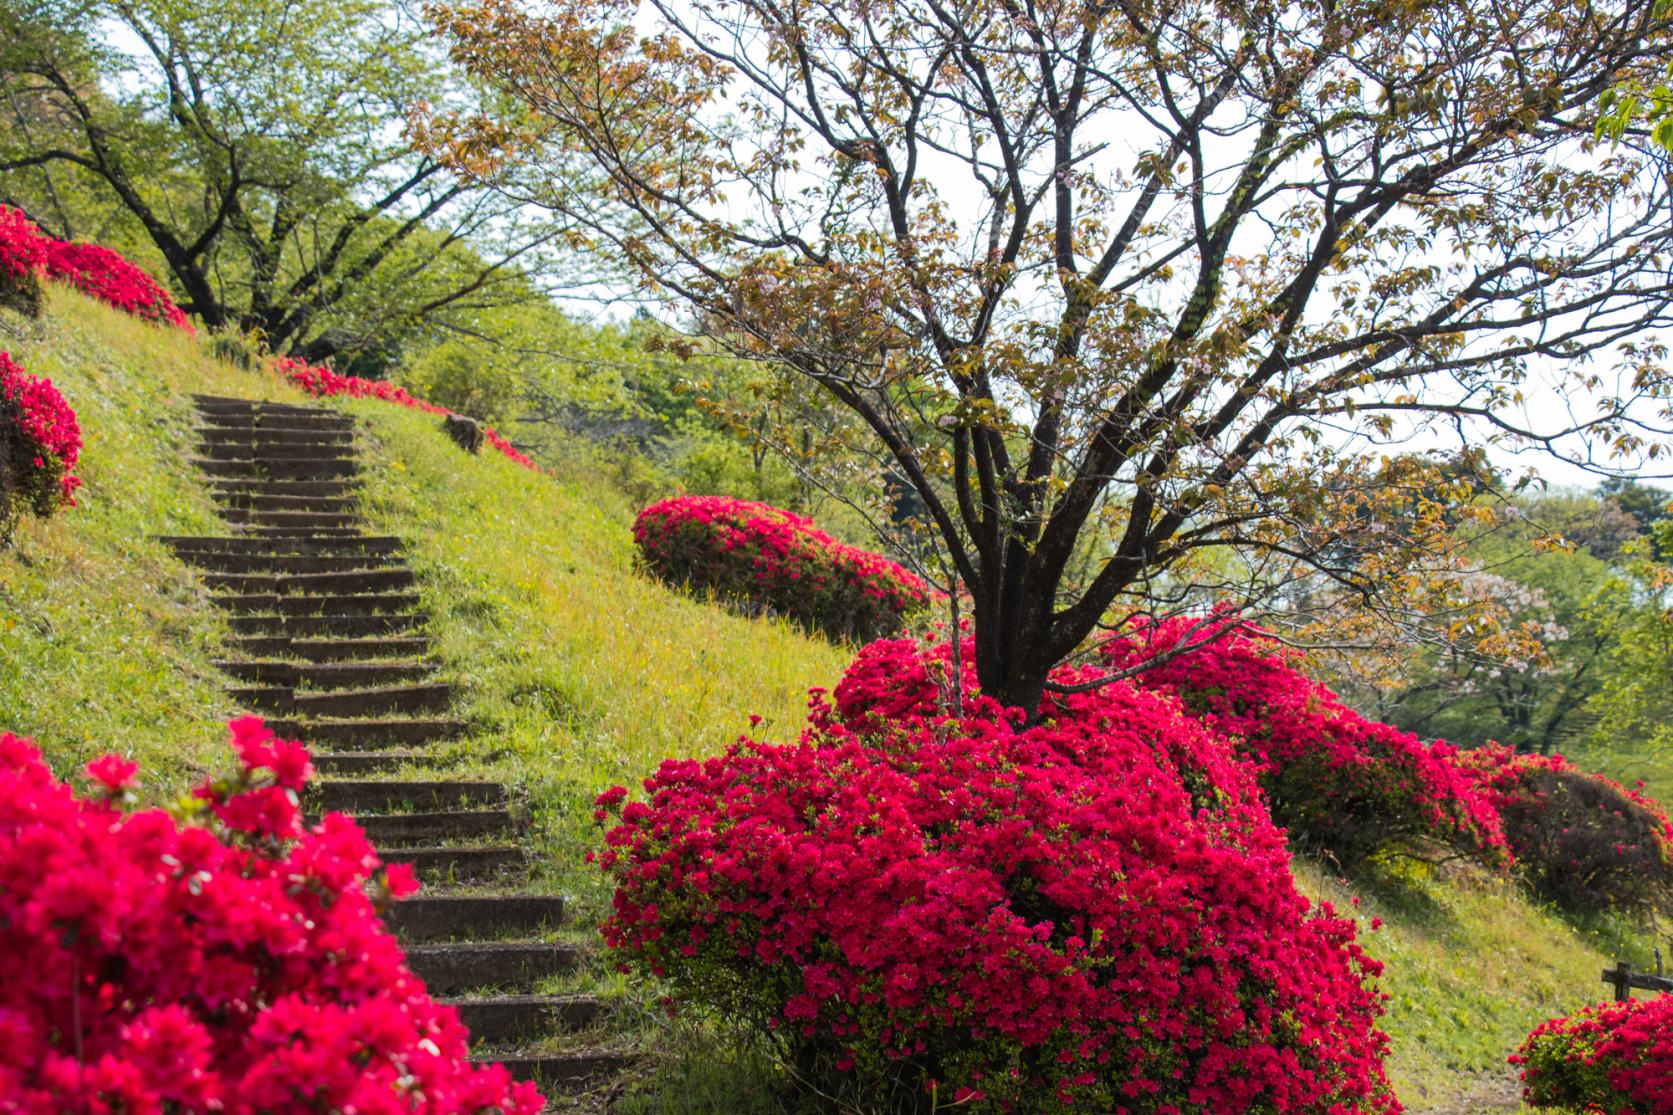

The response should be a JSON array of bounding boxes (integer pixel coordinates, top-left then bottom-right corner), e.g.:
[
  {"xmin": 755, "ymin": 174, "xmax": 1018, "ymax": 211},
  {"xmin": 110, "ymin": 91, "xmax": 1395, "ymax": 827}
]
[
  {"xmin": 1, "ymin": 351, "xmax": 82, "ymax": 542},
  {"xmin": 0, "ymin": 717, "xmax": 544, "ymax": 1114},
  {"xmin": 594, "ymin": 634, "xmax": 1398, "ymax": 1114},
  {"xmin": 631, "ymin": 496, "xmax": 930, "ymax": 643},
  {"xmin": 1513, "ymin": 994, "xmax": 1673, "ymax": 1113},
  {"xmin": 0, "ymin": 205, "xmax": 190, "ymax": 330},
  {"xmin": 1459, "ymin": 744, "xmax": 1673, "ymax": 919},
  {"xmin": 0, "ymin": 206, "xmax": 46, "ymax": 317},
  {"xmin": 1100, "ymin": 615, "xmax": 1508, "ymax": 870},
  {"xmin": 275, "ymin": 356, "xmax": 539, "ymax": 471}
]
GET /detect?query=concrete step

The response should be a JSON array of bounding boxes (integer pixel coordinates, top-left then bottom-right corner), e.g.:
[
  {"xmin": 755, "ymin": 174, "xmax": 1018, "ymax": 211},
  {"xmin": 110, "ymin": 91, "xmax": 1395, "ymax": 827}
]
[
  {"xmin": 265, "ymin": 717, "xmax": 465, "ymax": 747},
  {"xmin": 387, "ymin": 894, "xmax": 568, "ymax": 942},
  {"xmin": 213, "ymin": 593, "xmax": 422, "ymax": 617},
  {"xmin": 193, "ymin": 393, "xmax": 337, "ymax": 413},
  {"xmin": 231, "ymin": 682, "xmax": 452, "ymax": 718},
  {"xmin": 161, "ymin": 534, "xmax": 401, "ymax": 557},
  {"xmin": 198, "ymin": 426, "xmax": 353, "ymax": 447},
  {"xmin": 191, "ymin": 457, "xmax": 358, "ymax": 481},
  {"xmin": 219, "ymin": 510, "xmax": 363, "ymax": 530},
  {"xmin": 311, "ymin": 750, "xmax": 430, "ymax": 776},
  {"xmin": 292, "ymin": 682, "xmax": 453, "ymax": 718},
  {"xmin": 231, "ymin": 526, "xmax": 366, "ymax": 540},
  {"xmin": 314, "ymin": 779, "xmax": 503, "ymax": 813},
  {"xmin": 406, "ymin": 942, "xmax": 583, "ymax": 996},
  {"xmin": 477, "ymin": 1051, "xmax": 636, "ymax": 1092},
  {"xmin": 228, "ymin": 635, "xmax": 432, "ymax": 661},
  {"xmin": 180, "ymin": 552, "xmax": 400, "ymax": 576},
  {"xmin": 334, "ymin": 809, "xmax": 512, "ymax": 845},
  {"xmin": 211, "ymin": 492, "xmax": 358, "ymax": 513},
  {"xmin": 228, "ymin": 613, "xmax": 427, "ymax": 638},
  {"xmin": 208, "ymin": 478, "xmax": 358, "ymax": 499},
  {"xmin": 445, "ymin": 996, "xmax": 604, "ymax": 1043},
  {"xmin": 216, "ymin": 659, "xmax": 436, "ymax": 688},
  {"xmin": 197, "ymin": 441, "xmax": 355, "ymax": 462},
  {"xmin": 380, "ymin": 845, "xmax": 525, "ymax": 882},
  {"xmin": 204, "ymin": 569, "xmax": 417, "ymax": 596}
]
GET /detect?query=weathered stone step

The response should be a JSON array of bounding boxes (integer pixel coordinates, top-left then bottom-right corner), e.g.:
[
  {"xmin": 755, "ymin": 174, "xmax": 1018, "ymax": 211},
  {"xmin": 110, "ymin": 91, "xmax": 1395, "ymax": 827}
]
[
  {"xmin": 476, "ymin": 1051, "xmax": 636, "ymax": 1091},
  {"xmin": 211, "ymin": 492, "xmax": 358, "ymax": 514},
  {"xmin": 229, "ymin": 612, "xmax": 427, "ymax": 638},
  {"xmin": 191, "ymin": 457, "xmax": 358, "ymax": 481},
  {"xmin": 197, "ymin": 441, "xmax": 355, "ymax": 462},
  {"xmin": 445, "ymin": 996, "xmax": 604, "ymax": 1043},
  {"xmin": 311, "ymin": 750, "xmax": 430, "ymax": 776},
  {"xmin": 295, "ymin": 682, "xmax": 453, "ymax": 718},
  {"xmin": 161, "ymin": 534, "xmax": 400, "ymax": 556},
  {"xmin": 198, "ymin": 425, "xmax": 353, "ymax": 446},
  {"xmin": 315, "ymin": 779, "xmax": 503, "ymax": 812},
  {"xmin": 406, "ymin": 942, "xmax": 583, "ymax": 995},
  {"xmin": 193, "ymin": 393, "xmax": 336, "ymax": 413},
  {"xmin": 327, "ymin": 809, "xmax": 512, "ymax": 845},
  {"xmin": 229, "ymin": 635, "xmax": 432, "ymax": 661},
  {"xmin": 208, "ymin": 478, "xmax": 357, "ymax": 499},
  {"xmin": 216, "ymin": 659, "xmax": 436, "ymax": 688},
  {"xmin": 229, "ymin": 682, "xmax": 452, "ymax": 718},
  {"xmin": 179, "ymin": 552, "xmax": 400, "ymax": 576},
  {"xmin": 206, "ymin": 569, "xmax": 417, "ymax": 596},
  {"xmin": 220, "ymin": 510, "xmax": 363, "ymax": 530},
  {"xmin": 380, "ymin": 845, "xmax": 525, "ymax": 882},
  {"xmin": 213, "ymin": 593, "xmax": 422, "ymax": 617},
  {"xmin": 265, "ymin": 717, "xmax": 465, "ymax": 747},
  {"xmin": 388, "ymin": 895, "xmax": 567, "ymax": 942}
]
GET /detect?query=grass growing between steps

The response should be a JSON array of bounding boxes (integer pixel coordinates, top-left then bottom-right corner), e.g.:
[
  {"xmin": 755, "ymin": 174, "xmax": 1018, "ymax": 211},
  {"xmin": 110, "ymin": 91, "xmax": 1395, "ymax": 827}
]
[{"xmin": 0, "ymin": 288, "xmax": 289, "ymax": 794}]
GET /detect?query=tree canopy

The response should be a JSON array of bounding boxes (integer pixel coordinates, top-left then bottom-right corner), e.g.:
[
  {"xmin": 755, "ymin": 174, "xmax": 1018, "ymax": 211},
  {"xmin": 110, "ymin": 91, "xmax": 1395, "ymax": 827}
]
[{"xmin": 428, "ymin": 0, "xmax": 1673, "ymax": 715}]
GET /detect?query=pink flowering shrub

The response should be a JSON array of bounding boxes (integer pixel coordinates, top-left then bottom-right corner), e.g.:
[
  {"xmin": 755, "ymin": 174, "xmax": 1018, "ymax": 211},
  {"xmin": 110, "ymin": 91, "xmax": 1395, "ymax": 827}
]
[
  {"xmin": 0, "ymin": 206, "xmax": 46, "ymax": 317},
  {"xmin": 1513, "ymin": 995, "xmax": 1673, "ymax": 1113},
  {"xmin": 274, "ymin": 356, "xmax": 539, "ymax": 471},
  {"xmin": 1, "ymin": 351, "xmax": 82, "ymax": 542},
  {"xmin": 0, "ymin": 717, "xmax": 544, "ymax": 1114},
  {"xmin": 0, "ymin": 206, "xmax": 190, "ymax": 330},
  {"xmin": 631, "ymin": 496, "xmax": 930, "ymax": 643},
  {"xmin": 40, "ymin": 239, "xmax": 192, "ymax": 331},
  {"xmin": 1459, "ymin": 744, "xmax": 1673, "ymax": 918},
  {"xmin": 1100, "ymin": 615, "xmax": 1509, "ymax": 869},
  {"xmin": 594, "ymin": 634, "xmax": 1399, "ymax": 1114}
]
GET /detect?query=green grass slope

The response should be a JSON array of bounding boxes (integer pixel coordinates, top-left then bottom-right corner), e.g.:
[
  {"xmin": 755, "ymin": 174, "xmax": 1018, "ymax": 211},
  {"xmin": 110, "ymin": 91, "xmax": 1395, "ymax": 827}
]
[{"xmin": 1, "ymin": 289, "xmax": 1661, "ymax": 1114}]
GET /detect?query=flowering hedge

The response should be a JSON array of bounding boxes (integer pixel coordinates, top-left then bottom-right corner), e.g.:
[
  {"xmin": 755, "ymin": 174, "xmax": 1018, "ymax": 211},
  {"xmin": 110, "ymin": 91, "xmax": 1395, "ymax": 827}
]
[
  {"xmin": 0, "ymin": 206, "xmax": 46, "ymax": 317},
  {"xmin": 0, "ymin": 717, "xmax": 543, "ymax": 1114},
  {"xmin": 274, "ymin": 356, "xmax": 539, "ymax": 471},
  {"xmin": 1460, "ymin": 744, "xmax": 1673, "ymax": 918},
  {"xmin": 1101, "ymin": 615, "xmax": 1509, "ymax": 869},
  {"xmin": 1, "ymin": 351, "xmax": 82, "ymax": 542},
  {"xmin": 631, "ymin": 496, "xmax": 930, "ymax": 642},
  {"xmin": 595, "ymin": 633, "xmax": 1398, "ymax": 1113},
  {"xmin": 0, "ymin": 205, "xmax": 190, "ymax": 330},
  {"xmin": 1513, "ymin": 995, "xmax": 1673, "ymax": 1113}
]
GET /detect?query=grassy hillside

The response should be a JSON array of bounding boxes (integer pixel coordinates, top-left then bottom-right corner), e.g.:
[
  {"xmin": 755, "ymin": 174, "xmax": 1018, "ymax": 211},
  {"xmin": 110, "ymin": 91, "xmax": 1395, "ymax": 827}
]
[{"xmin": 2, "ymin": 288, "xmax": 1664, "ymax": 1114}]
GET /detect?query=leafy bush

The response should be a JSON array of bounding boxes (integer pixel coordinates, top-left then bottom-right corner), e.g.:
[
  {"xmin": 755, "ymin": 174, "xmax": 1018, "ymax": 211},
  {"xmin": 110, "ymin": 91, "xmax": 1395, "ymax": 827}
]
[
  {"xmin": 1513, "ymin": 994, "xmax": 1673, "ymax": 1114},
  {"xmin": 1, "ymin": 351, "xmax": 82, "ymax": 543},
  {"xmin": 594, "ymin": 634, "xmax": 1398, "ymax": 1114},
  {"xmin": 1460, "ymin": 743, "xmax": 1673, "ymax": 919},
  {"xmin": 1101, "ymin": 615, "xmax": 1509, "ymax": 869},
  {"xmin": 0, "ymin": 206, "xmax": 46, "ymax": 318},
  {"xmin": 631, "ymin": 496, "xmax": 929, "ymax": 642},
  {"xmin": 0, "ymin": 717, "xmax": 544, "ymax": 1114},
  {"xmin": 275, "ymin": 355, "xmax": 539, "ymax": 471}
]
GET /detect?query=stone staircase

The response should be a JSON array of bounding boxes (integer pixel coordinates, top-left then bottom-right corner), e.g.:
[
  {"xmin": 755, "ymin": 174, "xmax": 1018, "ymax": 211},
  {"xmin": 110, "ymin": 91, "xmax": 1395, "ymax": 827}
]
[{"xmin": 163, "ymin": 395, "xmax": 633, "ymax": 1105}]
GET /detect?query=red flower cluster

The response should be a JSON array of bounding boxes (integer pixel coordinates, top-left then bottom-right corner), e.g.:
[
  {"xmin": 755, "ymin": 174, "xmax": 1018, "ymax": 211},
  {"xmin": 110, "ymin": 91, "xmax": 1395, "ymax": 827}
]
[
  {"xmin": 0, "ymin": 206, "xmax": 47, "ymax": 315},
  {"xmin": 0, "ymin": 718, "xmax": 544, "ymax": 1115},
  {"xmin": 1460, "ymin": 743, "xmax": 1673, "ymax": 917},
  {"xmin": 273, "ymin": 356, "xmax": 538, "ymax": 471},
  {"xmin": 1100, "ymin": 615, "xmax": 1509, "ymax": 868},
  {"xmin": 1514, "ymin": 995, "xmax": 1673, "ymax": 1114},
  {"xmin": 631, "ymin": 496, "xmax": 931, "ymax": 643},
  {"xmin": 2, "ymin": 351, "xmax": 82, "ymax": 537},
  {"xmin": 595, "ymin": 633, "xmax": 1398, "ymax": 1114},
  {"xmin": 0, "ymin": 206, "xmax": 190, "ymax": 330}
]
